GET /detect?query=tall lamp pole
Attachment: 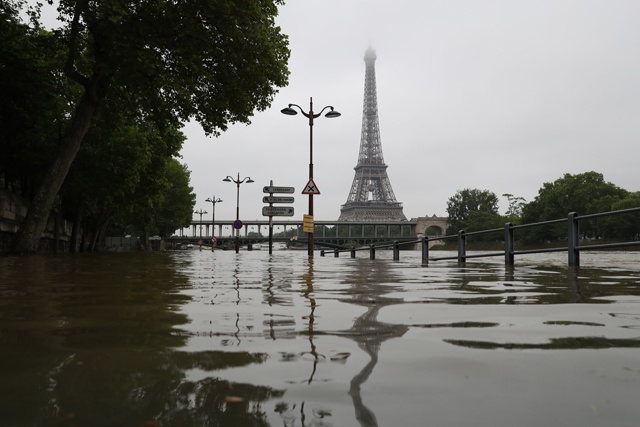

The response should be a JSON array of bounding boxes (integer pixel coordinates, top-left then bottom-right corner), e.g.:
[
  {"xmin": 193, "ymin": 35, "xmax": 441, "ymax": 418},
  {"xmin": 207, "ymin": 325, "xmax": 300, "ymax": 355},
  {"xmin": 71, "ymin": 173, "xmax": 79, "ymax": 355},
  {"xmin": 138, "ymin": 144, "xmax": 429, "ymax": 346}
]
[
  {"xmin": 194, "ymin": 208, "xmax": 208, "ymax": 239},
  {"xmin": 223, "ymin": 173, "xmax": 254, "ymax": 253},
  {"xmin": 205, "ymin": 196, "xmax": 222, "ymax": 251},
  {"xmin": 281, "ymin": 97, "xmax": 340, "ymax": 257}
]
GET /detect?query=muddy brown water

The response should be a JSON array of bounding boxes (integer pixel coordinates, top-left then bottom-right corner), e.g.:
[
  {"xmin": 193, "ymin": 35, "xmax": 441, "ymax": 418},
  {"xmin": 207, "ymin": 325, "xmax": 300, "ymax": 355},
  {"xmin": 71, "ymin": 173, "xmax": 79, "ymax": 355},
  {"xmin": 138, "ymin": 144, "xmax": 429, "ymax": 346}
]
[{"xmin": 1, "ymin": 250, "xmax": 639, "ymax": 427}]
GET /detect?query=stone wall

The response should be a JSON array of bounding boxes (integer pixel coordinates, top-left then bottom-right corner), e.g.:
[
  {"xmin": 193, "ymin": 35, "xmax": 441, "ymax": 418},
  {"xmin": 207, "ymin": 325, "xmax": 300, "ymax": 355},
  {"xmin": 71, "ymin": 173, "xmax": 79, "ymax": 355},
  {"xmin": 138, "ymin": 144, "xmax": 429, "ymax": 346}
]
[{"xmin": 0, "ymin": 189, "xmax": 72, "ymax": 254}]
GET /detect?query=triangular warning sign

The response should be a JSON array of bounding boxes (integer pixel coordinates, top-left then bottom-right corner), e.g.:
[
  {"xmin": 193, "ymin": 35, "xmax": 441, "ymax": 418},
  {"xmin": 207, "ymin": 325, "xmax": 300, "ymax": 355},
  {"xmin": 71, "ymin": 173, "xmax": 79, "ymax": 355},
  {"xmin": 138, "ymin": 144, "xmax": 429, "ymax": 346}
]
[{"xmin": 301, "ymin": 178, "xmax": 320, "ymax": 195}]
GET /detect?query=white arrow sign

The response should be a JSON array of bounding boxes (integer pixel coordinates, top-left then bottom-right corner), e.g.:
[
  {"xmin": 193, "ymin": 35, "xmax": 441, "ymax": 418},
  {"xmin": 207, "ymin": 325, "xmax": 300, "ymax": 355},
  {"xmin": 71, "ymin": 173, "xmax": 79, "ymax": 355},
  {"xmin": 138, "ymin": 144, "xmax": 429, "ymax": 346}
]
[
  {"xmin": 263, "ymin": 186, "xmax": 295, "ymax": 194},
  {"xmin": 263, "ymin": 196, "xmax": 295, "ymax": 204},
  {"xmin": 262, "ymin": 206, "xmax": 295, "ymax": 217}
]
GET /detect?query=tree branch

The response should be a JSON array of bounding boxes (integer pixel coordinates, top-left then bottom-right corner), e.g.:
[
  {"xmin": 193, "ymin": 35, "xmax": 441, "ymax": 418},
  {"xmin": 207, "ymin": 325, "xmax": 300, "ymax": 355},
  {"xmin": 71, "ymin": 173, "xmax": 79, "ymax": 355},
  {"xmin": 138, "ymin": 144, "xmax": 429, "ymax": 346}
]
[{"xmin": 63, "ymin": 0, "xmax": 90, "ymax": 88}]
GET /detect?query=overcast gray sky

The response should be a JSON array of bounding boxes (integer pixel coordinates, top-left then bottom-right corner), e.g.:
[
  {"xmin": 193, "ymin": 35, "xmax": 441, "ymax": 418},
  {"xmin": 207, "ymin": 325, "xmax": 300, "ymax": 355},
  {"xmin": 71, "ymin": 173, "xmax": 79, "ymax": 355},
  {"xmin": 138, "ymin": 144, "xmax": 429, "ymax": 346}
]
[
  {"xmin": 182, "ymin": 0, "xmax": 640, "ymax": 223},
  {"xmin": 42, "ymin": 1, "xmax": 640, "ymax": 222}
]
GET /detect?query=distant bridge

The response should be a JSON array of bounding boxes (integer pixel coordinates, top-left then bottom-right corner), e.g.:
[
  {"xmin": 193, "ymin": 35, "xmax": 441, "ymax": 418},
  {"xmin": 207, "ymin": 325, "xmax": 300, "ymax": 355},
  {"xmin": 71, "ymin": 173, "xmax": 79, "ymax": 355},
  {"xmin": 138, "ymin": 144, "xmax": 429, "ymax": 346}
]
[{"xmin": 170, "ymin": 216, "xmax": 448, "ymax": 249}]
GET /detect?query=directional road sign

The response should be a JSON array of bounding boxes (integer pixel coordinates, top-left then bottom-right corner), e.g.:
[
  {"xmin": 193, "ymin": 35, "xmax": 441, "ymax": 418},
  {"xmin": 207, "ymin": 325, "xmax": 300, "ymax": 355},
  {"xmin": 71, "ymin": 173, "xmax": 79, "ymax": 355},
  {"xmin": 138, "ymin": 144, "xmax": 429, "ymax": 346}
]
[
  {"xmin": 262, "ymin": 206, "xmax": 295, "ymax": 217},
  {"xmin": 263, "ymin": 196, "xmax": 295, "ymax": 204},
  {"xmin": 263, "ymin": 186, "xmax": 295, "ymax": 194}
]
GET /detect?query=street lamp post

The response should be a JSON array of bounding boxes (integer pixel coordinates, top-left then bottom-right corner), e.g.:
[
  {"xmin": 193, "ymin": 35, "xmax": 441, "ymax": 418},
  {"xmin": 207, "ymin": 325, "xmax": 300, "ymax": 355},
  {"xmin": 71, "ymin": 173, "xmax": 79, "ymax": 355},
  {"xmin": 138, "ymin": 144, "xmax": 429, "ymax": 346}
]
[
  {"xmin": 205, "ymin": 196, "xmax": 223, "ymax": 251},
  {"xmin": 223, "ymin": 173, "xmax": 254, "ymax": 253},
  {"xmin": 281, "ymin": 97, "xmax": 340, "ymax": 257},
  {"xmin": 194, "ymin": 208, "xmax": 208, "ymax": 250},
  {"xmin": 194, "ymin": 208, "xmax": 208, "ymax": 239}
]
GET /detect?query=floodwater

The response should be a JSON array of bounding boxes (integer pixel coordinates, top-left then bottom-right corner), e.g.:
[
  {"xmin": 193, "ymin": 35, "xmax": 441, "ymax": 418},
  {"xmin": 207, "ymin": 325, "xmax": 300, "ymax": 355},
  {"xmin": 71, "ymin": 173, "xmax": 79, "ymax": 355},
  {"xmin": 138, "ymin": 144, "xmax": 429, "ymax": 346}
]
[{"xmin": 1, "ymin": 249, "xmax": 639, "ymax": 427}]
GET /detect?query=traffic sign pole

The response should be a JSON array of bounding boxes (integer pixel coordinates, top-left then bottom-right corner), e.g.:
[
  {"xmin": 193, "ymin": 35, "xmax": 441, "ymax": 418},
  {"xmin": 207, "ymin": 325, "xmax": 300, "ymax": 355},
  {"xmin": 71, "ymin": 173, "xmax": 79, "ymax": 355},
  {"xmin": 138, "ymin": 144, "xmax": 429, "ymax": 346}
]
[{"xmin": 264, "ymin": 182, "xmax": 295, "ymax": 254}]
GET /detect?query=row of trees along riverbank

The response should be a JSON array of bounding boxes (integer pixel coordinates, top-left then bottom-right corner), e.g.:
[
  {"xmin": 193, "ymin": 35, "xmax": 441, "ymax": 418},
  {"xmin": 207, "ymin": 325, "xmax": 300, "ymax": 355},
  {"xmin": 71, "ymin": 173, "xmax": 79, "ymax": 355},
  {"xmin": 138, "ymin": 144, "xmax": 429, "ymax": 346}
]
[
  {"xmin": 1, "ymin": 1, "xmax": 290, "ymax": 254},
  {"xmin": 445, "ymin": 171, "xmax": 640, "ymax": 243}
]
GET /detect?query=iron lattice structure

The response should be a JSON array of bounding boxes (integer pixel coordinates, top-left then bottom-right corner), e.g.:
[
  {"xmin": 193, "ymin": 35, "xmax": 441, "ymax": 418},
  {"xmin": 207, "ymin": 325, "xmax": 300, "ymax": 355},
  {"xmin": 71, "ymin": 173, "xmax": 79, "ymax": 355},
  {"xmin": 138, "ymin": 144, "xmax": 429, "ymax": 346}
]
[{"xmin": 339, "ymin": 48, "xmax": 406, "ymax": 221}]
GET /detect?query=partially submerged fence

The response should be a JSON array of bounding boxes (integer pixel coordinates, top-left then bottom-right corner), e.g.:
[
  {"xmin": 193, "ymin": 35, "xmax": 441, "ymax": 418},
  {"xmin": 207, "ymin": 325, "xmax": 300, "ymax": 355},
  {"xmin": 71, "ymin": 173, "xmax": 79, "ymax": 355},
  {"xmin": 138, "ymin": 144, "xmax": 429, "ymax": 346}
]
[{"xmin": 320, "ymin": 207, "xmax": 640, "ymax": 267}]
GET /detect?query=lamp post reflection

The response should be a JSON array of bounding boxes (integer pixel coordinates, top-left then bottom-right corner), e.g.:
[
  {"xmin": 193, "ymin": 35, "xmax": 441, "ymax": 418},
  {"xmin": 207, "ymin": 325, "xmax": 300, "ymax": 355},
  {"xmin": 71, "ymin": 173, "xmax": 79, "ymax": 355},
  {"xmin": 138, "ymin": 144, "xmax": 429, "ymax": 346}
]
[{"xmin": 300, "ymin": 257, "xmax": 323, "ymax": 384}]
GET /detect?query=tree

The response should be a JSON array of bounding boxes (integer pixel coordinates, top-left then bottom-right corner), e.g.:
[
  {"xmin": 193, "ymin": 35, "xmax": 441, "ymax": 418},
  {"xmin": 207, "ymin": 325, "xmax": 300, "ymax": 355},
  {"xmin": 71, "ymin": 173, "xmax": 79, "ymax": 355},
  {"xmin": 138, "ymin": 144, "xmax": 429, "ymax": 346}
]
[
  {"xmin": 61, "ymin": 100, "xmax": 192, "ymax": 250},
  {"xmin": 0, "ymin": 2, "xmax": 75, "ymax": 197},
  {"xmin": 521, "ymin": 171, "xmax": 628, "ymax": 242},
  {"xmin": 446, "ymin": 188, "xmax": 500, "ymax": 235},
  {"xmin": 600, "ymin": 192, "xmax": 640, "ymax": 240},
  {"xmin": 153, "ymin": 160, "xmax": 196, "ymax": 239},
  {"xmin": 106, "ymin": 157, "xmax": 195, "ymax": 249},
  {"xmin": 502, "ymin": 193, "xmax": 526, "ymax": 223},
  {"xmin": 10, "ymin": 0, "xmax": 290, "ymax": 253}
]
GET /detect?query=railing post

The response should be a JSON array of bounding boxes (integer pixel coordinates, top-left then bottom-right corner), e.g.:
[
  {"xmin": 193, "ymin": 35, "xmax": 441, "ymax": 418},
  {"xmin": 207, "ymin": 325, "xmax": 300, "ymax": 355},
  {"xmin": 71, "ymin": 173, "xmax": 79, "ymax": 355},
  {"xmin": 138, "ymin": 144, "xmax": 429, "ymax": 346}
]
[
  {"xmin": 393, "ymin": 240, "xmax": 399, "ymax": 260},
  {"xmin": 458, "ymin": 230, "xmax": 466, "ymax": 264},
  {"xmin": 504, "ymin": 222, "xmax": 514, "ymax": 266},
  {"xmin": 421, "ymin": 236, "xmax": 429, "ymax": 265},
  {"xmin": 370, "ymin": 244, "xmax": 375, "ymax": 260},
  {"xmin": 568, "ymin": 212, "xmax": 580, "ymax": 267},
  {"xmin": 351, "ymin": 248, "xmax": 356, "ymax": 258}
]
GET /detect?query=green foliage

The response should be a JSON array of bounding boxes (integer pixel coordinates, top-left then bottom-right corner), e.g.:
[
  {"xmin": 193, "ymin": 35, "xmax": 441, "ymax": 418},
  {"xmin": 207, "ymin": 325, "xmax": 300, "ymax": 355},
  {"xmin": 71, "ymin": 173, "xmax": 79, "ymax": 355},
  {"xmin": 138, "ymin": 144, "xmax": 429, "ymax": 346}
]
[
  {"xmin": 0, "ymin": 3, "xmax": 74, "ymax": 196},
  {"xmin": 522, "ymin": 172, "xmax": 627, "ymax": 221},
  {"xmin": 502, "ymin": 193, "xmax": 526, "ymax": 223},
  {"xmin": 446, "ymin": 188, "xmax": 500, "ymax": 235},
  {"xmin": 599, "ymin": 192, "xmax": 640, "ymax": 240},
  {"xmin": 153, "ymin": 160, "xmax": 197, "ymax": 238},
  {"xmin": 521, "ymin": 172, "xmax": 629, "ymax": 242},
  {"xmin": 5, "ymin": 0, "xmax": 290, "ymax": 253},
  {"xmin": 54, "ymin": 0, "xmax": 290, "ymax": 136},
  {"xmin": 107, "ymin": 158, "xmax": 195, "ymax": 240}
]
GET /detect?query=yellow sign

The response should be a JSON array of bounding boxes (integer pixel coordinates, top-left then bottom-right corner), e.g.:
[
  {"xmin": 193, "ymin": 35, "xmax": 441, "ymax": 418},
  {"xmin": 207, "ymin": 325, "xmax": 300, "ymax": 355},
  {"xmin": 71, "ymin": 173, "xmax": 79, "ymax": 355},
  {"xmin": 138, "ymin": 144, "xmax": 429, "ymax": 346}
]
[{"xmin": 303, "ymin": 214, "xmax": 314, "ymax": 233}]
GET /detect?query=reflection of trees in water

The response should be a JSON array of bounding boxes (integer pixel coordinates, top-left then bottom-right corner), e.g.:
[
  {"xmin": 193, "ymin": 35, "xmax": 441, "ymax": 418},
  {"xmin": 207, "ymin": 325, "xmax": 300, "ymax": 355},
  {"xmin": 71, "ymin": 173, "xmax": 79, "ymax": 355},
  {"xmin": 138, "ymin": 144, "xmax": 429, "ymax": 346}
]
[
  {"xmin": 445, "ymin": 336, "xmax": 640, "ymax": 350},
  {"xmin": 0, "ymin": 253, "xmax": 285, "ymax": 427},
  {"xmin": 149, "ymin": 351, "xmax": 284, "ymax": 426},
  {"xmin": 44, "ymin": 349, "xmax": 284, "ymax": 426}
]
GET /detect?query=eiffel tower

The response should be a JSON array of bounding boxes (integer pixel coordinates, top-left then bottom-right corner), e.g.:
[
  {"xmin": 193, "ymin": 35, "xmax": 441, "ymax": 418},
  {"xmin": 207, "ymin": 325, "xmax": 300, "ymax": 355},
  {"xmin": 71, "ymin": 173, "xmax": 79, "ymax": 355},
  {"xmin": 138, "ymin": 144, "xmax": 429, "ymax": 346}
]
[{"xmin": 339, "ymin": 47, "xmax": 406, "ymax": 221}]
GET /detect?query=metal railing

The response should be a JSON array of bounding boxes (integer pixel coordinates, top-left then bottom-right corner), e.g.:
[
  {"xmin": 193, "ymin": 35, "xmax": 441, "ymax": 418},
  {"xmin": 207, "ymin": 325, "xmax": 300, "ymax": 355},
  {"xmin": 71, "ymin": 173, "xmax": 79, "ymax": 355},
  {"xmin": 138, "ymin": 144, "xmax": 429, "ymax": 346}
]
[{"xmin": 320, "ymin": 207, "xmax": 640, "ymax": 266}]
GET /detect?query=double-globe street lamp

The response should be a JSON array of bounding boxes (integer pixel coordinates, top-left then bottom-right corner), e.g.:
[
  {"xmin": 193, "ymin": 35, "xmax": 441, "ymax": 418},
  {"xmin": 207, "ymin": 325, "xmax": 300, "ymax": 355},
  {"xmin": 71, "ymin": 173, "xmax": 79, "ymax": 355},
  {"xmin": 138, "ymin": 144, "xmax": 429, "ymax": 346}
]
[
  {"xmin": 281, "ymin": 97, "xmax": 340, "ymax": 257},
  {"xmin": 194, "ymin": 208, "xmax": 208, "ymax": 250},
  {"xmin": 205, "ymin": 196, "xmax": 223, "ymax": 251},
  {"xmin": 194, "ymin": 208, "xmax": 208, "ymax": 239},
  {"xmin": 223, "ymin": 173, "xmax": 254, "ymax": 253}
]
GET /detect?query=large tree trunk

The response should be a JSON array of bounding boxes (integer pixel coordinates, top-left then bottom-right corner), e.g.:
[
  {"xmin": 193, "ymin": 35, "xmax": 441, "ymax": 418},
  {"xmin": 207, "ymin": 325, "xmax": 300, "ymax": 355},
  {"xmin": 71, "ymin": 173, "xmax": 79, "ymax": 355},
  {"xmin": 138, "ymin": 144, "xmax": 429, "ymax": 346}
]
[{"xmin": 10, "ymin": 95, "xmax": 98, "ymax": 254}]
